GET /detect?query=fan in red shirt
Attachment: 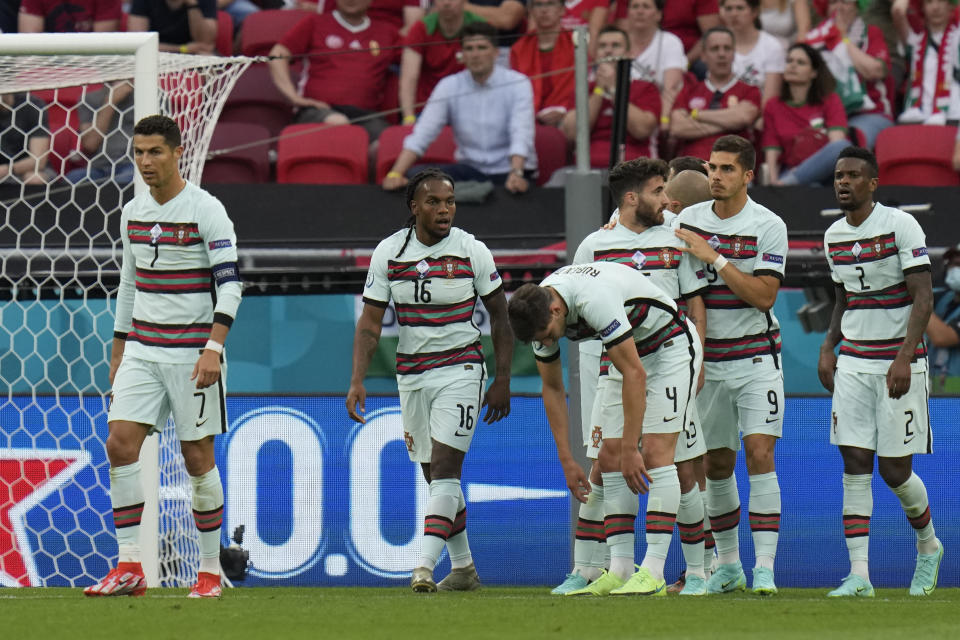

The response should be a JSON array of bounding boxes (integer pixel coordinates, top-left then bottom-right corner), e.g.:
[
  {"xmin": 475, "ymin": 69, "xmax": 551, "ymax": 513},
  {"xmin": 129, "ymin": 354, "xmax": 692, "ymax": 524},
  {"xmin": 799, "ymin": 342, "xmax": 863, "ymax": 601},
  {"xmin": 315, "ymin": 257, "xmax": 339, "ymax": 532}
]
[
  {"xmin": 510, "ymin": 0, "xmax": 576, "ymax": 126},
  {"xmin": 615, "ymin": 0, "xmax": 720, "ymax": 62},
  {"xmin": 303, "ymin": 0, "xmax": 426, "ymax": 37},
  {"xmin": 561, "ymin": 25, "xmax": 661, "ymax": 167},
  {"xmin": 400, "ymin": 0, "xmax": 485, "ymax": 123},
  {"xmin": 268, "ymin": 0, "xmax": 400, "ymax": 140},
  {"xmin": 561, "ymin": 0, "xmax": 609, "ymax": 56},
  {"xmin": 18, "ymin": 0, "xmax": 121, "ymax": 33},
  {"xmin": 670, "ymin": 27, "xmax": 761, "ymax": 161},
  {"xmin": 762, "ymin": 42, "xmax": 851, "ymax": 186}
]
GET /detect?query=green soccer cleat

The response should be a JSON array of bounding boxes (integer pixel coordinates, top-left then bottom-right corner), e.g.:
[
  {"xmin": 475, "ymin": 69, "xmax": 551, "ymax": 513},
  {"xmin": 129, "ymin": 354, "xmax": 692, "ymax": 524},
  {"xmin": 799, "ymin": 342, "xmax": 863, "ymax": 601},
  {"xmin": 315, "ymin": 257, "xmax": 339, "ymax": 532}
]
[
  {"xmin": 551, "ymin": 572, "xmax": 589, "ymax": 595},
  {"xmin": 827, "ymin": 574, "xmax": 875, "ymax": 598},
  {"xmin": 751, "ymin": 567, "xmax": 778, "ymax": 595},
  {"xmin": 410, "ymin": 566, "xmax": 437, "ymax": 593},
  {"xmin": 909, "ymin": 539, "xmax": 944, "ymax": 596},
  {"xmin": 437, "ymin": 563, "xmax": 481, "ymax": 591},
  {"xmin": 705, "ymin": 562, "xmax": 746, "ymax": 594},
  {"xmin": 565, "ymin": 569, "xmax": 624, "ymax": 596},
  {"xmin": 678, "ymin": 574, "xmax": 707, "ymax": 596},
  {"xmin": 610, "ymin": 567, "xmax": 667, "ymax": 597}
]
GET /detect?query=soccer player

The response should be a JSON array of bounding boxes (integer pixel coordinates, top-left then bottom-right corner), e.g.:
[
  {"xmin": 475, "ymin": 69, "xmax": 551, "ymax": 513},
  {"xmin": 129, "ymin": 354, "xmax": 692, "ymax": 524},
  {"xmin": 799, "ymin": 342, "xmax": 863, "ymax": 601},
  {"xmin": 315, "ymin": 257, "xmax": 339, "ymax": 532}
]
[
  {"xmin": 84, "ymin": 115, "xmax": 242, "ymax": 599},
  {"xmin": 509, "ymin": 260, "xmax": 702, "ymax": 597},
  {"xmin": 551, "ymin": 159, "xmax": 711, "ymax": 597},
  {"xmin": 674, "ymin": 134, "xmax": 787, "ymax": 595},
  {"xmin": 818, "ymin": 147, "xmax": 943, "ymax": 597},
  {"xmin": 347, "ymin": 169, "xmax": 513, "ymax": 593}
]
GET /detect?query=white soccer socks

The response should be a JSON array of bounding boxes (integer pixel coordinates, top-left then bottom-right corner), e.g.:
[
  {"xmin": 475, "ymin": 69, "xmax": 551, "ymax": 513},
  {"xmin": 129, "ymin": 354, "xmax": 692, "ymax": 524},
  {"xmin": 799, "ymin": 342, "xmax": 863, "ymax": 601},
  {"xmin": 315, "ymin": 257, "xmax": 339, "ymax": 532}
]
[
  {"xmin": 842, "ymin": 473, "xmax": 873, "ymax": 579},
  {"xmin": 601, "ymin": 472, "xmax": 638, "ymax": 580},
  {"xmin": 419, "ymin": 478, "xmax": 460, "ymax": 571},
  {"xmin": 640, "ymin": 465, "xmax": 680, "ymax": 581},
  {"xmin": 191, "ymin": 467, "xmax": 225, "ymax": 576},
  {"xmin": 573, "ymin": 481, "xmax": 606, "ymax": 581},
  {"xmin": 110, "ymin": 461, "xmax": 144, "ymax": 563},
  {"xmin": 748, "ymin": 471, "xmax": 781, "ymax": 571},
  {"xmin": 677, "ymin": 484, "xmax": 707, "ymax": 579},
  {"xmin": 706, "ymin": 475, "xmax": 740, "ymax": 565},
  {"xmin": 445, "ymin": 486, "xmax": 473, "ymax": 570},
  {"xmin": 892, "ymin": 472, "xmax": 938, "ymax": 554}
]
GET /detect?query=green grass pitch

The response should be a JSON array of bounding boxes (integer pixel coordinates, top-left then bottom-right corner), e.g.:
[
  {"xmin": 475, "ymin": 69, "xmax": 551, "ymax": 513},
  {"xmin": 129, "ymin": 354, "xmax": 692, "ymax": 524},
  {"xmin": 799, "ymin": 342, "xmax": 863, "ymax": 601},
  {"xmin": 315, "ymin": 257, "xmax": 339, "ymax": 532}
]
[{"xmin": 3, "ymin": 587, "xmax": 959, "ymax": 640}]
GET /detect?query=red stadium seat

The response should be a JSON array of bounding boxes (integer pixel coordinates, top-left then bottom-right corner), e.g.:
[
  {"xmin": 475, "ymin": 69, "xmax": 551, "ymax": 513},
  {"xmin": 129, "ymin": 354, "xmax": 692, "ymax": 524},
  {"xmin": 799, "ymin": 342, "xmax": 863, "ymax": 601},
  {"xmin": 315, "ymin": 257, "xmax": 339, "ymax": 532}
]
[
  {"xmin": 240, "ymin": 9, "xmax": 311, "ymax": 57},
  {"xmin": 202, "ymin": 122, "xmax": 271, "ymax": 183},
  {"xmin": 276, "ymin": 123, "xmax": 369, "ymax": 184},
  {"xmin": 534, "ymin": 124, "xmax": 569, "ymax": 186},
  {"xmin": 875, "ymin": 124, "xmax": 960, "ymax": 186},
  {"xmin": 31, "ymin": 88, "xmax": 86, "ymax": 175},
  {"xmin": 374, "ymin": 125, "xmax": 456, "ymax": 183},
  {"xmin": 219, "ymin": 63, "xmax": 293, "ymax": 145},
  {"xmin": 216, "ymin": 11, "xmax": 234, "ymax": 56}
]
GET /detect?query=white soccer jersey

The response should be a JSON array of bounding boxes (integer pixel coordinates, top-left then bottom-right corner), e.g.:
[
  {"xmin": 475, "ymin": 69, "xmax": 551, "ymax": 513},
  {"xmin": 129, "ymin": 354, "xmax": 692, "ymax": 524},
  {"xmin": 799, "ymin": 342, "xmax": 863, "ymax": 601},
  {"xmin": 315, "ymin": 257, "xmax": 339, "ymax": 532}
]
[
  {"xmin": 825, "ymin": 203, "xmax": 931, "ymax": 374},
  {"xmin": 630, "ymin": 29, "xmax": 688, "ymax": 87},
  {"xmin": 363, "ymin": 226, "xmax": 502, "ymax": 390},
  {"xmin": 676, "ymin": 197, "xmax": 788, "ymax": 379},
  {"xmin": 733, "ymin": 31, "xmax": 785, "ymax": 89},
  {"xmin": 114, "ymin": 182, "xmax": 242, "ymax": 364},
  {"xmin": 573, "ymin": 213, "xmax": 708, "ymax": 358},
  {"xmin": 532, "ymin": 261, "xmax": 690, "ymax": 365}
]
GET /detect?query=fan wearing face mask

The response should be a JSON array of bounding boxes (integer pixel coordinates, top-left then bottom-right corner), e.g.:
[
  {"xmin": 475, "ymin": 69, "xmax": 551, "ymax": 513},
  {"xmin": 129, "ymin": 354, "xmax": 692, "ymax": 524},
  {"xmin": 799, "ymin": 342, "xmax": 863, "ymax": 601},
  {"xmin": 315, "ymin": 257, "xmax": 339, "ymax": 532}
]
[{"xmin": 925, "ymin": 244, "xmax": 960, "ymax": 393}]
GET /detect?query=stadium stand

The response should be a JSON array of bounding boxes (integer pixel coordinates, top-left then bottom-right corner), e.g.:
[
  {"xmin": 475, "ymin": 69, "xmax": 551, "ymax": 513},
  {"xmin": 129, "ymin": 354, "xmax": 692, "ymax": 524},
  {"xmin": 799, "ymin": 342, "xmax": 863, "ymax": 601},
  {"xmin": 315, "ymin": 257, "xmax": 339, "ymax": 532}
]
[
  {"xmin": 219, "ymin": 63, "xmax": 293, "ymax": 146},
  {"xmin": 202, "ymin": 122, "xmax": 272, "ymax": 184},
  {"xmin": 533, "ymin": 123, "xmax": 569, "ymax": 186},
  {"xmin": 875, "ymin": 124, "xmax": 960, "ymax": 187},
  {"xmin": 374, "ymin": 124, "xmax": 457, "ymax": 183},
  {"xmin": 217, "ymin": 10, "xmax": 235, "ymax": 56},
  {"xmin": 276, "ymin": 123, "xmax": 370, "ymax": 184},
  {"xmin": 240, "ymin": 8, "xmax": 312, "ymax": 57}
]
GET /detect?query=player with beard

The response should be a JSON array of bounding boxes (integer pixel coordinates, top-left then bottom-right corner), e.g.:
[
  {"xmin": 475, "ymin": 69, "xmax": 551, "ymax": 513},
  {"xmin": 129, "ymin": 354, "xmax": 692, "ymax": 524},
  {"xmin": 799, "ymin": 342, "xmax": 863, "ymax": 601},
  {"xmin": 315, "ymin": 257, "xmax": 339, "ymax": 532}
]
[
  {"xmin": 347, "ymin": 168, "xmax": 514, "ymax": 593},
  {"xmin": 546, "ymin": 158, "xmax": 709, "ymax": 597},
  {"xmin": 818, "ymin": 146, "xmax": 942, "ymax": 597},
  {"xmin": 674, "ymin": 134, "xmax": 787, "ymax": 595}
]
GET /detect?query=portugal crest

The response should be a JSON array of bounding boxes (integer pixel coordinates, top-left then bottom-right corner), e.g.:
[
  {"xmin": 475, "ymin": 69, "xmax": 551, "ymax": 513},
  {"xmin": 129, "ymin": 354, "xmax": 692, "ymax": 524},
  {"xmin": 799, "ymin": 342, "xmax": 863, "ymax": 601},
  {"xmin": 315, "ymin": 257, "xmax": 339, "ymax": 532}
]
[
  {"xmin": 731, "ymin": 236, "xmax": 743, "ymax": 257},
  {"xmin": 443, "ymin": 257, "xmax": 456, "ymax": 278},
  {"xmin": 660, "ymin": 247, "xmax": 673, "ymax": 267},
  {"xmin": 872, "ymin": 237, "xmax": 883, "ymax": 257},
  {"xmin": 591, "ymin": 426, "xmax": 602, "ymax": 449},
  {"xmin": 175, "ymin": 224, "xmax": 188, "ymax": 245},
  {"xmin": 404, "ymin": 431, "xmax": 415, "ymax": 452}
]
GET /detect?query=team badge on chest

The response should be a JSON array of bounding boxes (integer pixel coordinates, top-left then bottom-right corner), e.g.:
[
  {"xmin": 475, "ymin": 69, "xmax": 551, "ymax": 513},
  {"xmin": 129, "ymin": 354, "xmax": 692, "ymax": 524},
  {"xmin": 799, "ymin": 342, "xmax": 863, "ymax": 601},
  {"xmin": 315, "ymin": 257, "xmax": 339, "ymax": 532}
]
[
  {"xmin": 660, "ymin": 247, "xmax": 673, "ymax": 267},
  {"xmin": 731, "ymin": 236, "xmax": 743, "ymax": 257},
  {"xmin": 872, "ymin": 237, "xmax": 883, "ymax": 257},
  {"xmin": 443, "ymin": 257, "xmax": 456, "ymax": 278},
  {"xmin": 174, "ymin": 224, "xmax": 189, "ymax": 245}
]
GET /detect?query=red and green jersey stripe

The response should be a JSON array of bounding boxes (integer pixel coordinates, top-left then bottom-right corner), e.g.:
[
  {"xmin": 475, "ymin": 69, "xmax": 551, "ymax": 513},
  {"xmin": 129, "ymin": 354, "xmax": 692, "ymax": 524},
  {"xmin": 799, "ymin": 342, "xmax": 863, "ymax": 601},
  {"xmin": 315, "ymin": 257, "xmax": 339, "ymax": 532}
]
[
  {"xmin": 679, "ymin": 224, "xmax": 758, "ymax": 259},
  {"xmin": 128, "ymin": 221, "xmax": 202, "ymax": 246},
  {"xmin": 128, "ymin": 318, "xmax": 211, "ymax": 349},
  {"xmin": 395, "ymin": 298, "xmax": 475, "ymax": 327},
  {"xmin": 113, "ymin": 502, "xmax": 144, "ymax": 529},
  {"xmin": 827, "ymin": 233, "xmax": 897, "ymax": 265},
  {"xmin": 387, "ymin": 256, "xmax": 474, "ymax": 281},
  {"xmin": 704, "ymin": 284, "xmax": 752, "ymax": 310},
  {"xmin": 575, "ymin": 517, "xmax": 606, "ymax": 542},
  {"xmin": 678, "ymin": 520, "xmax": 705, "ymax": 545},
  {"xmin": 450, "ymin": 508, "xmax": 467, "ymax": 538},
  {"xmin": 709, "ymin": 507, "xmax": 740, "ymax": 533},
  {"xmin": 635, "ymin": 321, "xmax": 686, "ymax": 357},
  {"xmin": 424, "ymin": 514, "xmax": 454, "ymax": 539},
  {"xmin": 839, "ymin": 337, "xmax": 926, "ymax": 361},
  {"xmin": 627, "ymin": 301, "xmax": 650, "ymax": 328},
  {"xmin": 135, "ymin": 267, "xmax": 212, "ymax": 295},
  {"xmin": 748, "ymin": 511, "xmax": 780, "ymax": 533},
  {"xmin": 193, "ymin": 505, "xmax": 223, "ymax": 533},
  {"xmin": 845, "ymin": 282, "xmax": 912, "ymax": 310},
  {"xmin": 396, "ymin": 341, "xmax": 484, "ymax": 375},
  {"xmin": 705, "ymin": 330, "xmax": 781, "ymax": 362},
  {"xmin": 908, "ymin": 506, "xmax": 931, "ymax": 530},
  {"xmin": 592, "ymin": 247, "xmax": 683, "ymax": 270}
]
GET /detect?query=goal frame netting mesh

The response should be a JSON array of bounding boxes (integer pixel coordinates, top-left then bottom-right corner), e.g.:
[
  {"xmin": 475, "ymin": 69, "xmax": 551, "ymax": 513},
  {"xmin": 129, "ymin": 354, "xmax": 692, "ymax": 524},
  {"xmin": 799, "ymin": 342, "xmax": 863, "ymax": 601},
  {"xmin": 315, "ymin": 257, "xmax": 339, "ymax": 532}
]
[{"xmin": 0, "ymin": 33, "xmax": 252, "ymax": 588}]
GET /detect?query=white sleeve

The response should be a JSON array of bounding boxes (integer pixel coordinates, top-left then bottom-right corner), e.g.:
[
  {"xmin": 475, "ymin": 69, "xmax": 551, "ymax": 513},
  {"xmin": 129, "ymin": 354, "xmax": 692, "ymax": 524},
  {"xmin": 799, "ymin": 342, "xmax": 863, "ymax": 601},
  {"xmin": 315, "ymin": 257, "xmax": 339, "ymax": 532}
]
[
  {"xmin": 754, "ymin": 216, "xmax": 788, "ymax": 280},
  {"xmin": 472, "ymin": 239, "xmax": 503, "ymax": 298},
  {"xmin": 662, "ymin": 32, "xmax": 689, "ymax": 72},
  {"xmin": 199, "ymin": 197, "xmax": 242, "ymax": 324},
  {"xmin": 362, "ymin": 240, "xmax": 393, "ymax": 306},
  {"xmin": 896, "ymin": 213, "xmax": 931, "ymax": 273},
  {"xmin": 573, "ymin": 235, "xmax": 594, "ymax": 265},
  {"xmin": 113, "ymin": 206, "xmax": 136, "ymax": 336},
  {"xmin": 763, "ymin": 35, "xmax": 786, "ymax": 74}
]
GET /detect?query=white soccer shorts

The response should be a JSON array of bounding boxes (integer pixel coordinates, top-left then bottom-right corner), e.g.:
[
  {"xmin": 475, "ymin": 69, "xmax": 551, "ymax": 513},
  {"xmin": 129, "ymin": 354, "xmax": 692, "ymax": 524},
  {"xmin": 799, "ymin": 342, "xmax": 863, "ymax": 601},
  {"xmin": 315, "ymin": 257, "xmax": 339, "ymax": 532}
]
[
  {"xmin": 398, "ymin": 371, "xmax": 485, "ymax": 463},
  {"xmin": 698, "ymin": 359, "xmax": 784, "ymax": 452}
]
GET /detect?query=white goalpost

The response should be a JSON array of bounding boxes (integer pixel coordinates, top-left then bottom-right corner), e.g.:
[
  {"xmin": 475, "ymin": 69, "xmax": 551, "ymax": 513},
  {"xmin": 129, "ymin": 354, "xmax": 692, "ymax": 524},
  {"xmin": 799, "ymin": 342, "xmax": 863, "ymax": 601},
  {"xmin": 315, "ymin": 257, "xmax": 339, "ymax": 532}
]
[{"xmin": 0, "ymin": 33, "xmax": 251, "ymax": 588}]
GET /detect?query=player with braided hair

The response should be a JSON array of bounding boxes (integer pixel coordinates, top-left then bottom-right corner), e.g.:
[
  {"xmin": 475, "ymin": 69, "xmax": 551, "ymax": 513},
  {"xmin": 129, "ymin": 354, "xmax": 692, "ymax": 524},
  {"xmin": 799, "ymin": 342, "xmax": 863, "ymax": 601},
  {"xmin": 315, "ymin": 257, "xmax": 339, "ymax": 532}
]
[{"xmin": 347, "ymin": 168, "xmax": 514, "ymax": 593}]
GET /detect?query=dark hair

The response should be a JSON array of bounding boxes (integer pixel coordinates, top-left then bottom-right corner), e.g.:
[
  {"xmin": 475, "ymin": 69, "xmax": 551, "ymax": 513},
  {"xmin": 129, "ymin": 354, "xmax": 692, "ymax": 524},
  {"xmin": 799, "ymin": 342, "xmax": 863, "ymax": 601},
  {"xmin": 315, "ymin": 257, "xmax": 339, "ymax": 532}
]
[
  {"xmin": 608, "ymin": 158, "xmax": 669, "ymax": 207},
  {"xmin": 781, "ymin": 43, "xmax": 835, "ymax": 105},
  {"xmin": 597, "ymin": 24, "xmax": 630, "ymax": 51},
  {"xmin": 701, "ymin": 25, "xmax": 735, "ymax": 47},
  {"xmin": 395, "ymin": 168, "xmax": 455, "ymax": 258},
  {"xmin": 837, "ymin": 146, "xmax": 879, "ymax": 179},
  {"xmin": 719, "ymin": 0, "xmax": 763, "ymax": 30},
  {"xmin": 712, "ymin": 134, "xmax": 756, "ymax": 171},
  {"xmin": 627, "ymin": 0, "xmax": 665, "ymax": 10},
  {"xmin": 507, "ymin": 283, "xmax": 553, "ymax": 343},
  {"xmin": 462, "ymin": 21, "xmax": 498, "ymax": 46},
  {"xmin": 669, "ymin": 155, "xmax": 708, "ymax": 176},
  {"xmin": 133, "ymin": 114, "xmax": 181, "ymax": 149}
]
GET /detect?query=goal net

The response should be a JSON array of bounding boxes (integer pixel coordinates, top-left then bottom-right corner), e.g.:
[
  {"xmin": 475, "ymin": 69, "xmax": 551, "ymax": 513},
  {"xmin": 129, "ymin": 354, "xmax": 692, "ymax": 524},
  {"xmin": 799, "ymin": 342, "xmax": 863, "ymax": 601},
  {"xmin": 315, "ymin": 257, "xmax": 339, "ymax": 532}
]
[{"xmin": 0, "ymin": 33, "xmax": 251, "ymax": 588}]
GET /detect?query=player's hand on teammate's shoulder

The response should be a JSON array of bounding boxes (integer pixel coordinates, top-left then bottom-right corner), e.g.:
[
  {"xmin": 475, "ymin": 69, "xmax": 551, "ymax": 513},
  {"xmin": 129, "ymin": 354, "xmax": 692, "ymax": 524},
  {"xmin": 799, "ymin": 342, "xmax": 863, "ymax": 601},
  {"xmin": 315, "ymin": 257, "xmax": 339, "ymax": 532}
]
[
  {"xmin": 481, "ymin": 377, "xmax": 511, "ymax": 423},
  {"xmin": 346, "ymin": 383, "xmax": 367, "ymax": 424}
]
